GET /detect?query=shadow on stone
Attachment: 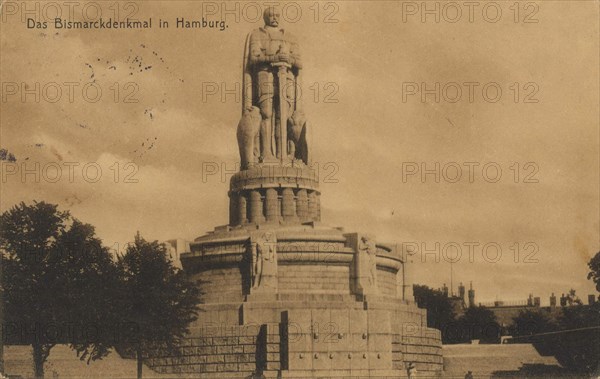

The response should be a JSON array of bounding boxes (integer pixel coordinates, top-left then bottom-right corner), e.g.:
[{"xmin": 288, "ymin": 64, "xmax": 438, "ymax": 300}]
[
  {"xmin": 491, "ymin": 363, "xmax": 578, "ymax": 378},
  {"xmin": 255, "ymin": 324, "xmax": 267, "ymax": 376}
]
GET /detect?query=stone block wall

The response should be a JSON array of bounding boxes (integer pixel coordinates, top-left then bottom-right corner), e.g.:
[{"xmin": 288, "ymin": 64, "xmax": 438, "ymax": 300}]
[
  {"xmin": 176, "ymin": 224, "xmax": 443, "ymax": 377},
  {"xmin": 377, "ymin": 266, "xmax": 398, "ymax": 297},
  {"xmin": 278, "ymin": 264, "xmax": 351, "ymax": 294},
  {"xmin": 282, "ymin": 307, "xmax": 400, "ymax": 376},
  {"xmin": 146, "ymin": 327, "xmax": 258, "ymax": 375},
  {"xmin": 392, "ymin": 328, "xmax": 443, "ymax": 376},
  {"xmin": 259, "ymin": 324, "xmax": 283, "ymax": 373},
  {"xmin": 390, "ymin": 305, "xmax": 427, "ymax": 330},
  {"xmin": 143, "ymin": 308, "xmax": 442, "ymax": 378},
  {"xmin": 191, "ymin": 267, "xmax": 244, "ymax": 303}
]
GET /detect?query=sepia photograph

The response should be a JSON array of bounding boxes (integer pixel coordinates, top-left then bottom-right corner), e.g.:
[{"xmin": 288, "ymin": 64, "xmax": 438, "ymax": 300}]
[{"xmin": 0, "ymin": 1, "xmax": 598, "ymax": 378}]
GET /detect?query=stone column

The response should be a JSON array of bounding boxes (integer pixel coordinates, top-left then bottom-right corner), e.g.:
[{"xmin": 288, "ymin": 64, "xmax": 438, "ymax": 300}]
[
  {"xmin": 237, "ymin": 192, "xmax": 247, "ymax": 224},
  {"xmin": 296, "ymin": 189, "xmax": 308, "ymax": 220},
  {"xmin": 308, "ymin": 191, "xmax": 318, "ymax": 221},
  {"xmin": 265, "ymin": 188, "xmax": 279, "ymax": 222},
  {"xmin": 281, "ymin": 188, "xmax": 296, "ymax": 221},
  {"xmin": 249, "ymin": 190, "xmax": 264, "ymax": 223}
]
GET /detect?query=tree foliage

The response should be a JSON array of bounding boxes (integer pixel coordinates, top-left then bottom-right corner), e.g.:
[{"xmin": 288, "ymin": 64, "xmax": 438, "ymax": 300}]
[
  {"xmin": 1, "ymin": 202, "xmax": 203, "ymax": 378},
  {"xmin": 510, "ymin": 309, "xmax": 557, "ymax": 337},
  {"xmin": 454, "ymin": 306, "xmax": 501, "ymax": 344},
  {"xmin": 413, "ymin": 284, "xmax": 457, "ymax": 343},
  {"xmin": 551, "ymin": 302, "xmax": 600, "ymax": 374},
  {"xmin": 510, "ymin": 288, "xmax": 599, "ymax": 375},
  {"xmin": 587, "ymin": 251, "xmax": 600, "ymax": 294},
  {"xmin": 114, "ymin": 233, "xmax": 201, "ymax": 379},
  {"xmin": 1, "ymin": 201, "xmax": 119, "ymax": 377},
  {"xmin": 413, "ymin": 285, "xmax": 501, "ymax": 344}
]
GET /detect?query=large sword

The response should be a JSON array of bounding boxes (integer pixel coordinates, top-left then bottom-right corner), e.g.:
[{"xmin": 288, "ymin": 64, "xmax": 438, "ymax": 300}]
[{"xmin": 273, "ymin": 62, "xmax": 291, "ymax": 163}]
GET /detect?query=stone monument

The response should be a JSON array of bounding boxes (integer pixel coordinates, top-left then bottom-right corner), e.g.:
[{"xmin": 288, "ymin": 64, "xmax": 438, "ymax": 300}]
[{"xmin": 146, "ymin": 7, "xmax": 443, "ymax": 378}]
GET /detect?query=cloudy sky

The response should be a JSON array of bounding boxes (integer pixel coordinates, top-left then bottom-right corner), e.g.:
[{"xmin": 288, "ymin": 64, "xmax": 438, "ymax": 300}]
[{"xmin": 1, "ymin": 1, "xmax": 598, "ymax": 304}]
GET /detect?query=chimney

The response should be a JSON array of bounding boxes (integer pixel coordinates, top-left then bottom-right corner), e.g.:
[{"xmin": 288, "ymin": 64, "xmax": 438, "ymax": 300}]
[
  {"xmin": 550, "ymin": 293, "xmax": 556, "ymax": 307},
  {"xmin": 534, "ymin": 297, "xmax": 540, "ymax": 307},
  {"xmin": 458, "ymin": 282, "xmax": 466, "ymax": 302},
  {"xmin": 442, "ymin": 283, "xmax": 449, "ymax": 297},
  {"xmin": 588, "ymin": 294, "xmax": 597, "ymax": 305},
  {"xmin": 560, "ymin": 293, "xmax": 567, "ymax": 307},
  {"xmin": 468, "ymin": 281, "xmax": 475, "ymax": 308}
]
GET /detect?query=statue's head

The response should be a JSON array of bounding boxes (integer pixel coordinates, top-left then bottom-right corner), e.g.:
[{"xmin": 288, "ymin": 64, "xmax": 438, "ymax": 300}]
[{"xmin": 263, "ymin": 7, "xmax": 281, "ymax": 27}]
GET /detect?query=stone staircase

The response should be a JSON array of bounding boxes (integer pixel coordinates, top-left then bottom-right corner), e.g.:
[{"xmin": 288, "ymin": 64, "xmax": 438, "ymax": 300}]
[
  {"xmin": 3, "ymin": 345, "xmax": 181, "ymax": 379},
  {"xmin": 5, "ymin": 343, "xmax": 576, "ymax": 378},
  {"xmin": 442, "ymin": 343, "xmax": 577, "ymax": 378}
]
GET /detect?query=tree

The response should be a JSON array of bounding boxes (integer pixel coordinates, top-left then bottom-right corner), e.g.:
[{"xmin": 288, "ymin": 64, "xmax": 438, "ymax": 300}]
[
  {"xmin": 114, "ymin": 233, "xmax": 201, "ymax": 379},
  {"xmin": 413, "ymin": 284, "xmax": 457, "ymax": 343},
  {"xmin": 510, "ymin": 309, "xmax": 557, "ymax": 337},
  {"xmin": 537, "ymin": 302, "xmax": 600, "ymax": 374},
  {"xmin": 587, "ymin": 251, "xmax": 600, "ymax": 295},
  {"xmin": 564, "ymin": 288, "xmax": 582, "ymax": 306},
  {"xmin": 522, "ymin": 285, "xmax": 599, "ymax": 374},
  {"xmin": 455, "ymin": 306, "xmax": 500, "ymax": 344},
  {"xmin": 559, "ymin": 302, "xmax": 599, "ymax": 330},
  {"xmin": 50, "ymin": 219, "xmax": 122, "ymax": 363},
  {"xmin": 0, "ymin": 202, "xmax": 120, "ymax": 378}
]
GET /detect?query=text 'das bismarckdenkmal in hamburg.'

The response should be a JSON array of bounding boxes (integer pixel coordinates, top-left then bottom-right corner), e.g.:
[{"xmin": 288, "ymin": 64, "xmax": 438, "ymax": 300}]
[{"xmin": 26, "ymin": 17, "xmax": 228, "ymax": 31}]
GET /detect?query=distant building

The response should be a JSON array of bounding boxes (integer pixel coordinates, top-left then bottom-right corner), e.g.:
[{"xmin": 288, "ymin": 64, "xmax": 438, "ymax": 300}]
[
  {"xmin": 438, "ymin": 282, "xmax": 469, "ymax": 317},
  {"xmin": 560, "ymin": 293, "xmax": 567, "ymax": 307},
  {"xmin": 468, "ymin": 281, "xmax": 475, "ymax": 308},
  {"xmin": 440, "ymin": 281, "xmax": 596, "ymax": 329},
  {"xmin": 479, "ymin": 299, "xmax": 543, "ymax": 328},
  {"xmin": 588, "ymin": 294, "xmax": 597, "ymax": 305}
]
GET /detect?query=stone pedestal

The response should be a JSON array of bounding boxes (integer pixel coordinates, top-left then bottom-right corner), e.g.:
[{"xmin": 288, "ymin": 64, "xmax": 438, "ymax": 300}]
[
  {"xmin": 228, "ymin": 166, "xmax": 320, "ymax": 226},
  {"xmin": 147, "ymin": 219, "xmax": 443, "ymax": 378}
]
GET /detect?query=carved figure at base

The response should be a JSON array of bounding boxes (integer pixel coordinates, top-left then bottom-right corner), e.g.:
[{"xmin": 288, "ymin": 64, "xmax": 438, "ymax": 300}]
[
  {"xmin": 237, "ymin": 106, "xmax": 262, "ymax": 169},
  {"xmin": 251, "ymin": 242, "xmax": 262, "ymax": 289},
  {"xmin": 287, "ymin": 109, "xmax": 309, "ymax": 164},
  {"xmin": 251, "ymin": 232, "xmax": 276, "ymax": 289},
  {"xmin": 359, "ymin": 235, "xmax": 377, "ymax": 286}
]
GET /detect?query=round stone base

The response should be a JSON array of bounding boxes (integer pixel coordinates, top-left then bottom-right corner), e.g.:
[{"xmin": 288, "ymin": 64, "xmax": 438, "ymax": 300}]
[
  {"xmin": 228, "ymin": 165, "xmax": 320, "ymax": 226},
  {"xmin": 146, "ymin": 298, "xmax": 442, "ymax": 378},
  {"xmin": 145, "ymin": 223, "xmax": 443, "ymax": 377}
]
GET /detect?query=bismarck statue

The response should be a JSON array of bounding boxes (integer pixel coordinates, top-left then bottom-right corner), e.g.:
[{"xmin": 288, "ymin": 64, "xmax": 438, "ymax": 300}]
[
  {"xmin": 147, "ymin": 8, "xmax": 444, "ymax": 379},
  {"xmin": 238, "ymin": 7, "xmax": 309, "ymax": 169}
]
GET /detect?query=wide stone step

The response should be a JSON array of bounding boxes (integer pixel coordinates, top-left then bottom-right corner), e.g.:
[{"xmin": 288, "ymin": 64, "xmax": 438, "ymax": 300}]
[
  {"xmin": 4, "ymin": 345, "xmax": 181, "ymax": 379},
  {"xmin": 442, "ymin": 343, "xmax": 573, "ymax": 378}
]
